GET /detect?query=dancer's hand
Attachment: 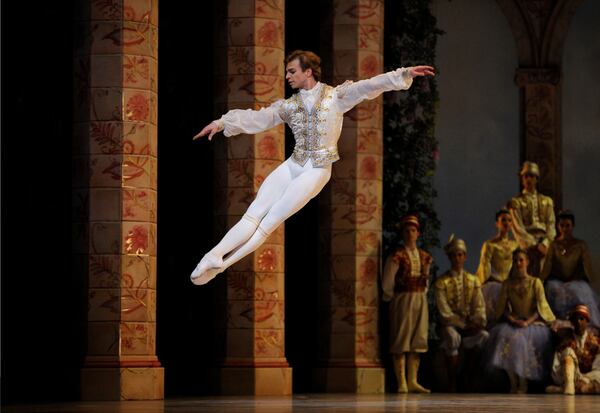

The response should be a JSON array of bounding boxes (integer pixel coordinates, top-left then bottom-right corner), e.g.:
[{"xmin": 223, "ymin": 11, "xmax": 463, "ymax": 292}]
[
  {"xmin": 408, "ymin": 65, "xmax": 435, "ymax": 78},
  {"xmin": 193, "ymin": 121, "xmax": 220, "ymax": 141}
]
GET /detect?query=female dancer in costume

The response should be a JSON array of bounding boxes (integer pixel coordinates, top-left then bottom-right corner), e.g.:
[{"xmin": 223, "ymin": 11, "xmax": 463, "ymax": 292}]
[
  {"xmin": 476, "ymin": 208, "xmax": 519, "ymax": 325},
  {"xmin": 191, "ymin": 50, "xmax": 434, "ymax": 285},
  {"xmin": 540, "ymin": 209, "xmax": 599, "ymax": 327},
  {"xmin": 485, "ymin": 248, "xmax": 556, "ymax": 393}
]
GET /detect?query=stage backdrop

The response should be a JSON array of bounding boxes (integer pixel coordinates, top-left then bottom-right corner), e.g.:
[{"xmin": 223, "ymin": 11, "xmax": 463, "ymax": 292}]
[
  {"xmin": 563, "ymin": 0, "xmax": 600, "ymax": 293},
  {"xmin": 431, "ymin": 0, "xmax": 519, "ymax": 272}
]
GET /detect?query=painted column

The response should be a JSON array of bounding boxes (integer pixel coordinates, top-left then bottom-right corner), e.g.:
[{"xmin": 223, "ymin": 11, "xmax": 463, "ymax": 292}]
[
  {"xmin": 73, "ymin": 0, "xmax": 162, "ymax": 400},
  {"xmin": 212, "ymin": 0, "xmax": 291, "ymax": 395},
  {"xmin": 316, "ymin": 0, "xmax": 385, "ymax": 393},
  {"xmin": 497, "ymin": 0, "xmax": 585, "ymax": 205},
  {"xmin": 515, "ymin": 68, "xmax": 562, "ymax": 203}
]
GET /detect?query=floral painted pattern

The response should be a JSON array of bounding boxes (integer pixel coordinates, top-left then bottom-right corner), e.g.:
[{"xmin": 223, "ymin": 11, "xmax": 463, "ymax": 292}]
[
  {"xmin": 257, "ymin": 134, "xmax": 279, "ymax": 159},
  {"xmin": 342, "ymin": 0, "xmax": 382, "ymax": 20},
  {"xmin": 359, "ymin": 156, "xmax": 377, "ymax": 179},
  {"xmin": 125, "ymin": 93, "xmax": 149, "ymax": 121},
  {"xmin": 257, "ymin": 248, "xmax": 277, "ymax": 272},
  {"xmin": 255, "ymin": 329, "xmax": 284, "ymax": 357},
  {"xmin": 357, "ymin": 231, "xmax": 379, "ymax": 254},
  {"xmin": 359, "ymin": 25, "xmax": 381, "ymax": 49},
  {"xmin": 124, "ymin": 56, "xmax": 149, "ymax": 85},
  {"xmin": 257, "ymin": 21, "xmax": 280, "ymax": 47},
  {"xmin": 360, "ymin": 54, "xmax": 379, "ymax": 78},
  {"xmin": 125, "ymin": 225, "xmax": 148, "ymax": 254}
]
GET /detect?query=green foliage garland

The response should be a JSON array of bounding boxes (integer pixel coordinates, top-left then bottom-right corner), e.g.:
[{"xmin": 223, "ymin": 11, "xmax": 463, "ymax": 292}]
[{"xmin": 383, "ymin": 0, "xmax": 442, "ymax": 257}]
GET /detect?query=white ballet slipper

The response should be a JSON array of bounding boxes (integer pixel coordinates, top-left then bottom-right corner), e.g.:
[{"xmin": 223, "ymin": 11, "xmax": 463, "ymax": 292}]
[
  {"xmin": 190, "ymin": 253, "xmax": 223, "ymax": 285},
  {"xmin": 191, "ymin": 266, "xmax": 223, "ymax": 286}
]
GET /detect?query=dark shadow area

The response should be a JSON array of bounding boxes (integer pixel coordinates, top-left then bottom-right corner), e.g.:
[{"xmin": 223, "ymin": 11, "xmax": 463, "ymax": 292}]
[
  {"xmin": 1, "ymin": 0, "xmax": 82, "ymax": 404},
  {"xmin": 155, "ymin": 0, "xmax": 219, "ymax": 397},
  {"xmin": 284, "ymin": 0, "xmax": 333, "ymax": 393}
]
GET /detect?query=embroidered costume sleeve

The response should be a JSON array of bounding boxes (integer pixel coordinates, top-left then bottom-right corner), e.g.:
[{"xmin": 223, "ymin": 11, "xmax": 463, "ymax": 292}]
[
  {"xmin": 542, "ymin": 196, "xmax": 556, "ymax": 247},
  {"xmin": 471, "ymin": 276, "xmax": 487, "ymax": 326},
  {"xmin": 476, "ymin": 241, "xmax": 493, "ymax": 284},
  {"xmin": 218, "ymin": 99, "xmax": 286, "ymax": 137},
  {"xmin": 382, "ymin": 252, "xmax": 400, "ymax": 302},
  {"xmin": 335, "ymin": 68, "xmax": 413, "ymax": 113},
  {"xmin": 539, "ymin": 240, "xmax": 556, "ymax": 281},
  {"xmin": 435, "ymin": 274, "xmax": 467, "ymax": 328},
  {"xmin": 533, "ymin": 277, "xmax": 556, "ymax": 323}
]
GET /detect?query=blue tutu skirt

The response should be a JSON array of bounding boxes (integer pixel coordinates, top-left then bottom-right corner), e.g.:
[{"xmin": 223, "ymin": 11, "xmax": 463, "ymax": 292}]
[
  {"xmin": 482, "ymin": 281, "xmax": 502, "ymax": 326},
  {"xmin": 545, "ymin": 279, "xmax": 600, "ymax": 327},
  {"xmin": 484, "ymin": 322, "xmax": 553, "ymax": 380}
]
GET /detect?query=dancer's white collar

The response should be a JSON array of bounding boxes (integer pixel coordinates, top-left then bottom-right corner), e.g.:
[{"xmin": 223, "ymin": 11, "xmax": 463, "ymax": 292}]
[{"xmin": 299, "ymin": 81, "xmax": 322, "ymax": 96}]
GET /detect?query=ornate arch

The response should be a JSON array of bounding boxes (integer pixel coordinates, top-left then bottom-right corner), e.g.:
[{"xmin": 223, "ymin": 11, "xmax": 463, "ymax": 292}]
[{"xmin": 495, "ymin": 0, "xmax": 583, "ymax": 206}]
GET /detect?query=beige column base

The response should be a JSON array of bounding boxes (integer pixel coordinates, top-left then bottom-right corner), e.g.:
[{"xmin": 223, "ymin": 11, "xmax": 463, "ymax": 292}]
[
  {"xmin": 81, "ymin": 367, "xmax": 164, "ymax": 400},
  {"xmin": 217, "ymin": 366, "xmax": 292, "ymax": 395},
  {"xmin": 314, "ymin": 366, "xmax": 385, "ymax": 393}
]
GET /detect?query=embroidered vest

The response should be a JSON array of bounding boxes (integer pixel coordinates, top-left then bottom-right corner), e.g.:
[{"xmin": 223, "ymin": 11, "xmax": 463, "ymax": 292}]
[{"xmin": 280, "ymin": 84, "xmax": 343, "ymax": 167}]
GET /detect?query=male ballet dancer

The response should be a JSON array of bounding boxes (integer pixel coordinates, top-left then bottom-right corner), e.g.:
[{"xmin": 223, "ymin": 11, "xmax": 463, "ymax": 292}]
[{"xmin": 191, "ymin": 50, "xmax": 434, "ymax": 285}]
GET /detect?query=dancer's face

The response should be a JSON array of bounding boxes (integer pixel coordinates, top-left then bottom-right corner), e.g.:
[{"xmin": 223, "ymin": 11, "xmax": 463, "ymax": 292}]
[
  {"xmin": 570, "ymin": 313, "xmax": 588, "ymax": 336},
  {"xmin": 286, "ymin": 59, "xmax": 312, "ymax": 90},
  {"xmin": 402, "ymin": 225, "xmax": 420, "ymax": 245},
  {"xmin": 558, "ymin": 218, "xmax": 574, "ymax": 238},
  {"xmin": 496, "ymin": 213, "xmax": 512, "ymax": 233},
  {"xmin": 521, "ymin": 173, "xmax": 538, "ymax": 192},
  {"xmin": 448, "ymin": 250, "xmax": 467, "ymax": 271},
  {"xmin": 513, "ymin": 252, "xmax": 529, "ymax": 275}
]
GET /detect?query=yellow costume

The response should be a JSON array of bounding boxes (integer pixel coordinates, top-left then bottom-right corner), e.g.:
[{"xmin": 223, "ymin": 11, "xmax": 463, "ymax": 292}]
[{"xmin": 435, "ymin": 270, "xmax": 488, "ymax": 356}]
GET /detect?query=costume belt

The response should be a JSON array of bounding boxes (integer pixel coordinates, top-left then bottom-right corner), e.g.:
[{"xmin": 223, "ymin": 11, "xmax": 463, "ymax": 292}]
[
  {"xmin": 395, "ymin": 276, "xmax": 428, "ymax": 293},
  {"xmin": 291, "ymin": 146, "xmax": 340, "ymax": 167}
]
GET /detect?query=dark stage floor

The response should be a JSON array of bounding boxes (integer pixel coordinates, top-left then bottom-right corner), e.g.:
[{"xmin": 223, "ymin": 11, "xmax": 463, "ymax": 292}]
[{"xmin": 3, "ymin": 394, "xmax": 598, "ymax": 413}]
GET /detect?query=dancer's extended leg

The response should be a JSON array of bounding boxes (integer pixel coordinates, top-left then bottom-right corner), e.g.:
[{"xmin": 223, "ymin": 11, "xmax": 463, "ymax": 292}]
[
  {"xmin": 193, "ymin": 163, "xmax": 331, "ymax": 284},
  {"xmin": 190, "ymin": 160, "xmax": 294, "ymax": 283},
  {"xmin": 220, "ymin": 165, "xmax": 331, "ymax": 270}
]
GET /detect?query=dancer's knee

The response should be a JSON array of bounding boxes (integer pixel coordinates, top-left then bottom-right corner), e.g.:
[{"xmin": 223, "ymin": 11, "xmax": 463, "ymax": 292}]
[
  {"xmin": 258, "ymin": 212, "xmax": 284, "ymax": 235},
  {"xmin": 245, "ymin": 200, "xmax": 270, "ymax": 222},
  {"xmin": 242, "ymin": 212, "xmax": 260, "ymax": 228}
]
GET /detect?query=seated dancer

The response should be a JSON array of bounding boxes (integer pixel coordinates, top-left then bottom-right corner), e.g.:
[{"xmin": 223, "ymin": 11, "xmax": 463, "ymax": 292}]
[
  {"xmin": 476, "ymin": 208, "xmax": 519, "ymax": 325},
  {"xmin": 382, "ymin": 215, "xmax": 432, "ymax": 393},
  {"xmin": 540, "ymin": 210, "xmax": 600, "ymax": 327},
  {"xmin": 509, "ymin": 161, "xmax": 556, "ymax": 277},
  {"xmin": 435, "ymin": 235, "xmax": 488, "ymax": 391},
  {"xmin": 546, "ymin": 304, "xmax": 600, "ymax": 395},
  {"xmin": 485, "ymin": 248, "xmax": 556, "ymax": 393},
  {"xmin": 191, "ymin": 50, "xmax": 434, "ymax": 285}
]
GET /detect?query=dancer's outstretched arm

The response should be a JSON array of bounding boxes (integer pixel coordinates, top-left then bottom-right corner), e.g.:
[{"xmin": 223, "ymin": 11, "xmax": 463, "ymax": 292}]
[
  {"xmin": 193, "ymin": 99, "xmax": 285, "ymax": 141},
  {"xmin": 336, "ymin": 65, "xmax": 435, "ymax": 113}
]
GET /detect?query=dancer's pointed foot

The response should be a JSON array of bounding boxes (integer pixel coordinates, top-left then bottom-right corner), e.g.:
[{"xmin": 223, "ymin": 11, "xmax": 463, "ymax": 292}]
[{"xmin": 190, "ymin": 253, "xmax": 223, "ymax": 285}]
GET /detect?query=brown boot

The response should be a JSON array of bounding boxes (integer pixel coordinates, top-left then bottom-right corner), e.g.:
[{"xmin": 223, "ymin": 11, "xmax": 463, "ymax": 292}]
[
  {"xmin": 393, "ymin": 354, "xmax": 408, "ymax": 393},
  {"xmin": 407, "ymin": 352, "xmax": 430, "ymax": 393}
]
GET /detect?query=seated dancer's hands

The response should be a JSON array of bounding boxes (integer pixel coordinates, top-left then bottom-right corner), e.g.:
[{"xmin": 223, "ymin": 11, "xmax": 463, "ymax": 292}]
[
  {"xmin": 408, "ymin": 65, "xmax": 435, "ymax": 78},
  {"xmin": 193, "ymin": 121, "xmax": 221, "ymax": 141}
]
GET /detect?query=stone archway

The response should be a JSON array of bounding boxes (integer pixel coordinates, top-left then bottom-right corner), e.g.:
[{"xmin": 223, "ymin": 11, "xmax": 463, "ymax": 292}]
[{"xmin": 495, "ymin": 0, "xmax": 584, "ymax": 205}]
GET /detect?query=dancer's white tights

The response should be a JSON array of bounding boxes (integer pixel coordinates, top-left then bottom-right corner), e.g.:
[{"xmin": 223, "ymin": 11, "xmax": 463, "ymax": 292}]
[{"xmin": 208, "ymin": 157, "xmax": 331, "ymax": 272}]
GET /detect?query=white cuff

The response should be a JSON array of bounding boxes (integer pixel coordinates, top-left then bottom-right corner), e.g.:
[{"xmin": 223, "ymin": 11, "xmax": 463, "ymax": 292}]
[{"xmin": 213, "ymin": 118, "xmax": 225, "ymax": 132}]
